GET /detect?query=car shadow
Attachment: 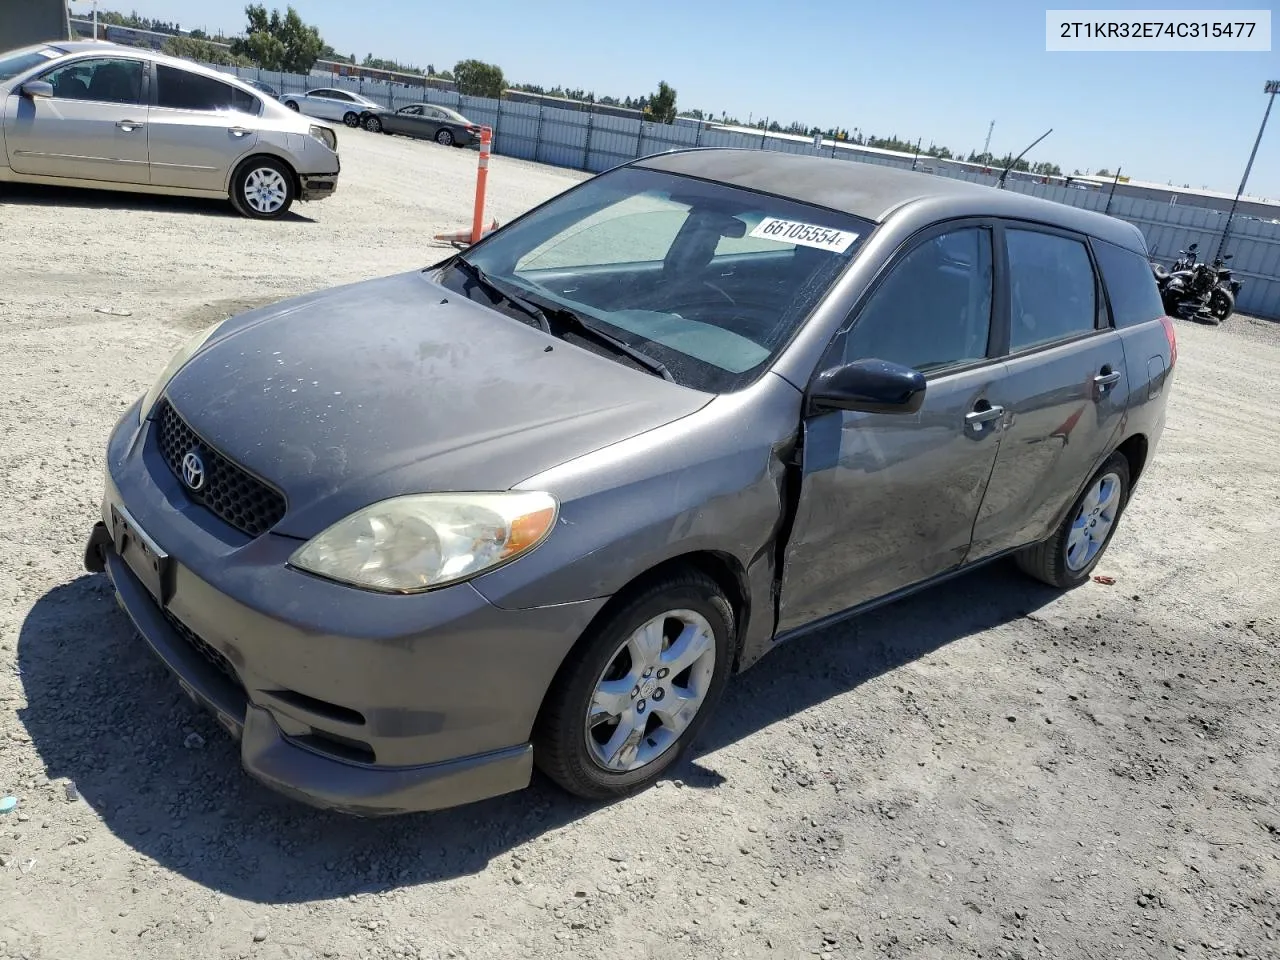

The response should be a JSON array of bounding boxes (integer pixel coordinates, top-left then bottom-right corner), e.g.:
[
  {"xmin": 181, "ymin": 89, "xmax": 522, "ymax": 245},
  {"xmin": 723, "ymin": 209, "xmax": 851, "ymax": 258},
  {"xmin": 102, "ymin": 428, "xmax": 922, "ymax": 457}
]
[
  {"xmin": 0, "ymin": 183, "xmax": 316, "ymax": 222},
  {"xmin": 16, "ymin": 562, "xmax": 1057, "ymax": 903}
]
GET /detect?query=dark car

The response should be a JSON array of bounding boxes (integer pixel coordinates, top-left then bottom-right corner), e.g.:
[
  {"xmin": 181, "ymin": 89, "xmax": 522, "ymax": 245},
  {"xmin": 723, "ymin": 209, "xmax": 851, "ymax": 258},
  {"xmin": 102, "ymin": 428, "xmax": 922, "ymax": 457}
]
[
  {"xmin": 84, "ymin": 150, "xmax": 1176, "ymax": 816},
  {"xmin": 360, "ymin": 102, "xmax": 480, "ymax": 146},
  {"xmin": 242, "ymin": 78, "xmax": 280, "ymax": 98}
]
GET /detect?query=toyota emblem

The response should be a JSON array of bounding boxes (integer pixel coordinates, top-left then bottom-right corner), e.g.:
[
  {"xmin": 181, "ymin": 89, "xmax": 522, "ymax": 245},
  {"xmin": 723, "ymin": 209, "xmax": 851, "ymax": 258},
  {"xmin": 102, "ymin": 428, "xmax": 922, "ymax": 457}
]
[{"xmin": 181, "ymin": 449, "xmax": 206, "ymax": 491}]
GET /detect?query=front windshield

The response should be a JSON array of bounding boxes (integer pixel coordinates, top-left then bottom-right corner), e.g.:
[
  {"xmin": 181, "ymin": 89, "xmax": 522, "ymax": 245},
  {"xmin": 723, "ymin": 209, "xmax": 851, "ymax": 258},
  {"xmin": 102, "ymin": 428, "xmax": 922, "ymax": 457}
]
[
  {"xmin": 442, "ymin": 166, "xmax": 873, "ymax": 392},
  {"xmin": 0, "ymin": 47, "xmax": 59, "ymax": 83}
]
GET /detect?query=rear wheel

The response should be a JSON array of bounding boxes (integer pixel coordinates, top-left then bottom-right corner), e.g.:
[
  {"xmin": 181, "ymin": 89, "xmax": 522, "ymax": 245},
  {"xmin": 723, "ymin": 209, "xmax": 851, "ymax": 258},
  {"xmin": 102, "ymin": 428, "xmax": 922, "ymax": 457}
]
[
  {"xmin": 230, "ymin": 157, "xmax": 295, "ymax": 220},
  {"xmin": 1015, "ymin": 452, "xmax": 1131, "ymax": 589},
  {"xmin": 362, "ymin": 114, "xmax": 382, "ymax": 133},
  {"xmin": 435, "ymin": 128, "xmax": 455, "ymax": 146},
  {"xmin": 1209, "ymin": 287, "xmax": 1234, "ymax": 322},
  {"xmin": 533, "ymin": 571, "xmax": 734, "ymax": 800},
  {"xmin": 342, "ymin": 111, "xmax": 360, "ymax": 128}
]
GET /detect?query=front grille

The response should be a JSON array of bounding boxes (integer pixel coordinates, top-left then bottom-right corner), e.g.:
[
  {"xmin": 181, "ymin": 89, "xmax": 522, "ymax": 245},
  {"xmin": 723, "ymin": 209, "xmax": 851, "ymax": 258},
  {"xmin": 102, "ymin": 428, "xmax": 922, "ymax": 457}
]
[
  {"xmin": 155, "ymin": 400, "xmax": 286, "ymax": 538},
  {"xmin": 163, "ymin": 609, "xmax": 243, "ymax": 691}
]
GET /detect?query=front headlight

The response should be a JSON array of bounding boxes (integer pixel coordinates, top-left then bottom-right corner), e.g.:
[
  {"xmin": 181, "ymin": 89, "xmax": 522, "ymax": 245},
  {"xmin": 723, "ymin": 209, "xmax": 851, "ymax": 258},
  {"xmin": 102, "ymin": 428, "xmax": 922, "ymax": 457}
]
[
  {"xmin": 309, "ymin": 124, "xmax": 337, "ymax": 151},
  {"xmin": 137, "ymin": 321, "xmax": 223, "ymax": 424},
  {"xmin": 289, "ymin": 491, "xmax": 558, "ymax": 593}
]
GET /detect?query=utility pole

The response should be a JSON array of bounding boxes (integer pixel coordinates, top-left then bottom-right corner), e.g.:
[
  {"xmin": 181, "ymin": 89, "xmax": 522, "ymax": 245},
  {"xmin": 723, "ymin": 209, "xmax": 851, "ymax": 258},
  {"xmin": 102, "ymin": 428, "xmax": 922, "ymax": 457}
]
[
  {"xmin": 1104, "ymin": 166, "xmax": 1123, "ymax": 215},
  {"xmin": 1215, "ymin": 80, "xmax": 1279, "ymax": 262},
  {"xmin": 982, "ymin": 120, "xmax": 994, "ymax": 159}
]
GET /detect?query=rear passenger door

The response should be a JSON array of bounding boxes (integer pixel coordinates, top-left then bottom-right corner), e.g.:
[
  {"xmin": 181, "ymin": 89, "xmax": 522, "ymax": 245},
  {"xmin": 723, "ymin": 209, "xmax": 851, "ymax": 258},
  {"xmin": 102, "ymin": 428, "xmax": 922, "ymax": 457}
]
[
  {"xmin": 148, "ymin": 64, "xmax": 260, "ymax": 191},
  {"xmin": 969, "ymin": 223, "xmax": 1128, "ymax": 560}
]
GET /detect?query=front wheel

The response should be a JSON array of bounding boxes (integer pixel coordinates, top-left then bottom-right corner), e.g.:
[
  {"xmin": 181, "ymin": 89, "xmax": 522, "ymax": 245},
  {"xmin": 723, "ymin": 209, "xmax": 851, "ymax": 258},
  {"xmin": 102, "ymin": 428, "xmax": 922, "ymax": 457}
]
[
  {"xmin": 362, "ymin": 114, "xmax": 382, "ymax": 133},
  {"xmin": 284, "ymin": 100, "xmax": 299, "ymax": 111},
  {"xmin": 533, "ymin": 571, "xmax": 734, "ymax": 800},
  {"xmin": 1209, "ymin": 287, "xmax": 1234, "ymax": 322},
  {"xmin": 230, "ymin": 157, "xmax": 295, "ymax": 220},
  {"xmin": 1015, "ymin": 452, "xmax": 1131, "ymax": 589}
]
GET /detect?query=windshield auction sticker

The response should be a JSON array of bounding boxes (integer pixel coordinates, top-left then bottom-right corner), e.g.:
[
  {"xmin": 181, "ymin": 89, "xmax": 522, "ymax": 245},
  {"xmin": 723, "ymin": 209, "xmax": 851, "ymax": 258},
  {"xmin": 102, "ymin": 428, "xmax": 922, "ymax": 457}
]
[
  {"xmin": 1045, "ymin": 9, "xmax": 1271, "ymax": 51},
  {"xmin": 749, "ymin": 218, "xmax": 859, "ymax": 253}
]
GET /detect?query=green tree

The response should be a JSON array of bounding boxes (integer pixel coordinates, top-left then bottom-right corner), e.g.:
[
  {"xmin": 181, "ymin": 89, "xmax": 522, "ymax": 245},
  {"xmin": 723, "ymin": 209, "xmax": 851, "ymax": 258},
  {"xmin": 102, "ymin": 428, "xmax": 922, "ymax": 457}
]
[
  {"xmin": 163, "ymin": 35, "xmax": 251, "ymax": 66},
  {"xmin": 453, "ymin": 59, "xmax": 505, "ymax": 97},
  {"xmin": 644, "ymin": 81, "xmax": 677, "ymax": 124},
  {"xmin": 1095, "ymin": 168, "xmax": 1111, "ymax": 177},
  {"xmin": 231, "ymin": 5, "xmax": 324, "ymax": 74}
]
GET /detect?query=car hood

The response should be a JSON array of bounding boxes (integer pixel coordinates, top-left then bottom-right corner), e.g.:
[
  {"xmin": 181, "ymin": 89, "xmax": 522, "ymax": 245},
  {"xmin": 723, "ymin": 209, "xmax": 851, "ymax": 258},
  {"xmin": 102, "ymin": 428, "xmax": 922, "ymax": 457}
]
[{"xmin": 162, "ymin": 271, "xmax": 710, "ymax": 538}]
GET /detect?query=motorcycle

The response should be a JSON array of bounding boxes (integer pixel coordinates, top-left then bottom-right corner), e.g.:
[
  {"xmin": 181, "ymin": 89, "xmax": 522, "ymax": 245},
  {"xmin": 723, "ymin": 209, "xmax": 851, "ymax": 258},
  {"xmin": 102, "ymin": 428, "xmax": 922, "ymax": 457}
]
[{"xmin": 1150, "ymin": 242, "xmax": 1237, "ymax": 325}]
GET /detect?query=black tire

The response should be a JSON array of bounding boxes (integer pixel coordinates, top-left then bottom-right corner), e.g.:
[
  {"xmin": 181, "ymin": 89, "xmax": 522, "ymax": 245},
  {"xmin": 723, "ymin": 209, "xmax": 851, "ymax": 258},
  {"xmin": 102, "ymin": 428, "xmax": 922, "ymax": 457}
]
[
  {"xmin": 533, "ymin": 570, "xmax": 735, "ymax": 800},
  {"xmin": 1209, "ymin": 287, "xmax": 1234, "ymax": 322},
  {"xmin": 284, "ymin": 100, "xmax": 299, "ymax": 111},
  {"xmin": 342, "ymin": 111, "xmax": 360, "ymax": 128},
  {"xmin": 435, "ymin": 128, "xmax": 455, "ymax": 146},
  {"xmin": 1015, "ymin": 452, "xmax": 1131, "ymax": 589},
  {"xmin": 230, "ymin": 156, "xmax": 295, "ymax": 220},
  {"xmin": 362, "ymin": 114, "xmax": 382, "ymax": 133}
]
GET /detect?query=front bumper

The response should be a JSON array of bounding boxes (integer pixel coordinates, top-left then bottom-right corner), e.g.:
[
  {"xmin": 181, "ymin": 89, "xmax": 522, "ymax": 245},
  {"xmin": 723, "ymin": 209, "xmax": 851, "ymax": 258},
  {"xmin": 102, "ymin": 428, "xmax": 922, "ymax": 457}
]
[{"xmin": 83, "ymin": 407, "xmax": 606, "ymax": 815}]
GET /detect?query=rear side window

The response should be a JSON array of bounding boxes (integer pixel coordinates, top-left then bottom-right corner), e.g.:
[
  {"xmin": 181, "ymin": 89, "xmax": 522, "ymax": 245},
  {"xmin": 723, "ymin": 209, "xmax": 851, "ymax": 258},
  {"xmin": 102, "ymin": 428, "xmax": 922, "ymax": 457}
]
[
  {"xmin": 157, "ymin": 65, "xmax": 259, "ymax": 114},
  {"xmin": 1006, "ymin": 229, "xmax": 1098, "ymax": 351},
  {"xmin": 1092, "ymin": 239, "xmax": 1166, "ymax": 328}
]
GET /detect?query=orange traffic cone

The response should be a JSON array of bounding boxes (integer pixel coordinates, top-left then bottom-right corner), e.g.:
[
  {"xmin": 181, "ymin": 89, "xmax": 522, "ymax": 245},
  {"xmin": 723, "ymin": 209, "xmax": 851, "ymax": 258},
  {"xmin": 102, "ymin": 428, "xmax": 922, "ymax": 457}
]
[{"xmin": 433, "ymin": 219, "xmax": 499, "ymax": 247}]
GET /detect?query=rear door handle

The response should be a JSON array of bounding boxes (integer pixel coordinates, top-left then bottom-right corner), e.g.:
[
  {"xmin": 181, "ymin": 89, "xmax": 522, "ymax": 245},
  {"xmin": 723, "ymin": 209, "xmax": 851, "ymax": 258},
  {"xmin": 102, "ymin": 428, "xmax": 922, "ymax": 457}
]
[
  {"xmin": 229, "ymin": 127, "xmax": 250, "ymax": 137},
  {"xmin": 1094, "ymin": 370, "xmax": 1121, "ymax": 394},
  {"xmin": 116, "ymin": 120, "xmax": 144, "ymax": 131}
]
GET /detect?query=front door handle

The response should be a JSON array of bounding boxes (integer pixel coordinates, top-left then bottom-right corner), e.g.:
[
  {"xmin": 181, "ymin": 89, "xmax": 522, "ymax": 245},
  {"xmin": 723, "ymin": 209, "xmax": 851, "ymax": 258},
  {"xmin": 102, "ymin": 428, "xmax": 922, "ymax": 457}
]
[
  {"xmin": 965, "ymin": 404, "xmax": 1005, "ymax": 434},
  {"xmin": 229, "ymin": 127, "xmax": 250, "ymax": 137},
  {"xmin": 116, "ymin": 120, "xmax": 144, "ymax": 131}
]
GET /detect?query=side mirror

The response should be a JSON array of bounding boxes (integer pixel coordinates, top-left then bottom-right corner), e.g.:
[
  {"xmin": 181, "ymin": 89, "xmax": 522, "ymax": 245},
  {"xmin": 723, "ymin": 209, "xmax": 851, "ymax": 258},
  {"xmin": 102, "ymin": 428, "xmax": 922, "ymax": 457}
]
[
  {"xmin": 1224, "ymin": 254, "xmax": 1233, "ymax": 260},
  {"xmin": 809, "ymin": 358, "xmax": 927, "ymax": 415},
  {"xmin": 1188, "ymin": 242, "xmax": 1199, "ymax": 251},
  {"xmin": 21, "ymin": 80, "xmax": 53, "ymax": 99}
]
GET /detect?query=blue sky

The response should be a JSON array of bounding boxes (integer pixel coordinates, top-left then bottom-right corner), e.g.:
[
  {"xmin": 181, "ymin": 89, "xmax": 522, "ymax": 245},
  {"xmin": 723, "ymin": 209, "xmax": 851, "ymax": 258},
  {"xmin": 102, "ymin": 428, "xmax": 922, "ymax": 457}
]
[{"xmin": 77, "ymin": 0, "xmax": 1280, "ymax": 198}]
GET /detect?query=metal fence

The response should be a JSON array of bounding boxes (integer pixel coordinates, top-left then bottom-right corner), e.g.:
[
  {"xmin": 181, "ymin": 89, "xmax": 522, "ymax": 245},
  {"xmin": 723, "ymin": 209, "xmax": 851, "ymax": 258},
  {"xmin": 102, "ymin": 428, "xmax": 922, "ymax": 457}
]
[{"xmin": 212, "ymin": 63, "xmax": 1280, "ymax": 320}]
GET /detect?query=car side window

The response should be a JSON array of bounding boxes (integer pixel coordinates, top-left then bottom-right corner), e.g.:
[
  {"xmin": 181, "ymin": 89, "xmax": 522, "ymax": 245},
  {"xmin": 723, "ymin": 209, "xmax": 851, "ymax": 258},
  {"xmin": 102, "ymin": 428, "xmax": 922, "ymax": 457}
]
[
  {"xmin": 1006, "ymin": 228, "xmax": 1098, "ymax": 350},
  {"xmin": 328, "ymin": 91, "xmax": 353, "ymax": 102},
  {"xmin": 155, "ymin": 65, "xmax": 259, "ymax": 114},
  {"xmin": 42, "ymin": 57, "xmax": 144, "ymax": 105},
  {"xmin": 841, "ymin": 227, "xmax": 994, "ymax": 374},
  {"xmin": 398, "ymin": 105, "xmax": 421, "ymax": 115},
  {"xmin": 1092, "ymin": 238, "xmax": 1166, "ymax": 328},
  {"xmin": 423, "ymin": 107, "xmax": 444, "ymax": 119}
]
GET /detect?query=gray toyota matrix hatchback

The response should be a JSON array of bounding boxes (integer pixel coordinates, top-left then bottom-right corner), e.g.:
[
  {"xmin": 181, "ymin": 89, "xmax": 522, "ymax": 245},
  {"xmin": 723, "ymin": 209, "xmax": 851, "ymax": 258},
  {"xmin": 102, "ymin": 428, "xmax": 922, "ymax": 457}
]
[{"xmin": 84, "ymin": 150, "xmax": 1176, "ymax": 815}]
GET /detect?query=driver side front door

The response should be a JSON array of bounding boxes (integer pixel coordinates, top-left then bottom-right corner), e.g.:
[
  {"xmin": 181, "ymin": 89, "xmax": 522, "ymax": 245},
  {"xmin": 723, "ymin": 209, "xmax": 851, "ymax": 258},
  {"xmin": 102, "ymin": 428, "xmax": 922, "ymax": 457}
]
[
  {"xmin": 778, "ymin": 222, "xmax": 1010, "ymax": 632},
  {"xmin": 5, "ymin": 56, "xmax": 149, "ymax": 184}
]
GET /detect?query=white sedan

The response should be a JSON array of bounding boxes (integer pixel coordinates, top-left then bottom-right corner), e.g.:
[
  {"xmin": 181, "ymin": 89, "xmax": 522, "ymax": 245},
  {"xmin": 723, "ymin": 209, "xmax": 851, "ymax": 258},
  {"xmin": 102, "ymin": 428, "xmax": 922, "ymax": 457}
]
[{"xmin": 281, "ymin": 87, "xmax": 380, "ymax": 127}]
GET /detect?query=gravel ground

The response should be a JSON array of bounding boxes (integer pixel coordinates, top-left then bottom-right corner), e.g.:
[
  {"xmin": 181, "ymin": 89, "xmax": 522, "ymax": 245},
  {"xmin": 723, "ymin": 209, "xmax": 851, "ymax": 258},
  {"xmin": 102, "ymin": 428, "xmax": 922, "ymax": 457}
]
[{"xmin": 1, "ymin": 130, "xmax": 1278, "ymax": 960}]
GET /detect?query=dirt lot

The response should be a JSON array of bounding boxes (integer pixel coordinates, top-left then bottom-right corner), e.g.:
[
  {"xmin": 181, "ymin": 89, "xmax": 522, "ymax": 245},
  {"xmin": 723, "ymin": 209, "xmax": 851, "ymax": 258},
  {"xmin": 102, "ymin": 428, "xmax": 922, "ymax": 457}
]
[{"xmin": 1, "ymin": 130, "xmax": 1278, "ymax": 960}]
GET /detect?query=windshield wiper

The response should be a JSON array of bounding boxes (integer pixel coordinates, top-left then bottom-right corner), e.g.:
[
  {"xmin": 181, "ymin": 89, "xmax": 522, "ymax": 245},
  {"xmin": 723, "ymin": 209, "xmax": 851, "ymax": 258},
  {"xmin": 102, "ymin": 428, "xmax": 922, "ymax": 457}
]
[
  {"xmin": 449, "ymin": 258, "xmax": 673, "ymax": 382},
  {"xmin": 526, "ymin": 297, "xmax": 675, "ymax": 382},
  {"xmin": 449, "ymin": 257, "xmax": 551, "ymax": 333}
]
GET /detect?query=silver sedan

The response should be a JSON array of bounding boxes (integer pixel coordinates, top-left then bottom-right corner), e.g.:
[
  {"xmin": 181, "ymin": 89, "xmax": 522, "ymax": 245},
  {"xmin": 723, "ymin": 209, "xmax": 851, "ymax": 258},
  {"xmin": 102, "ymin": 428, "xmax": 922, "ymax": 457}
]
[{"xmin": 0, "ymin": 41, "xmax": 341, "ymax": 219}]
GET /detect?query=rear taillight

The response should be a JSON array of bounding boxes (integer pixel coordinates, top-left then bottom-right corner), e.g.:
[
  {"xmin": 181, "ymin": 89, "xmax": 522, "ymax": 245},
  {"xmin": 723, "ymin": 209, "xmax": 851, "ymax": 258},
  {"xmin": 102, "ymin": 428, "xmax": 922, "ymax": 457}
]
[{"xmin": 1159, "ymin": 315, "xmax": 1178, "ymax": 368}]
